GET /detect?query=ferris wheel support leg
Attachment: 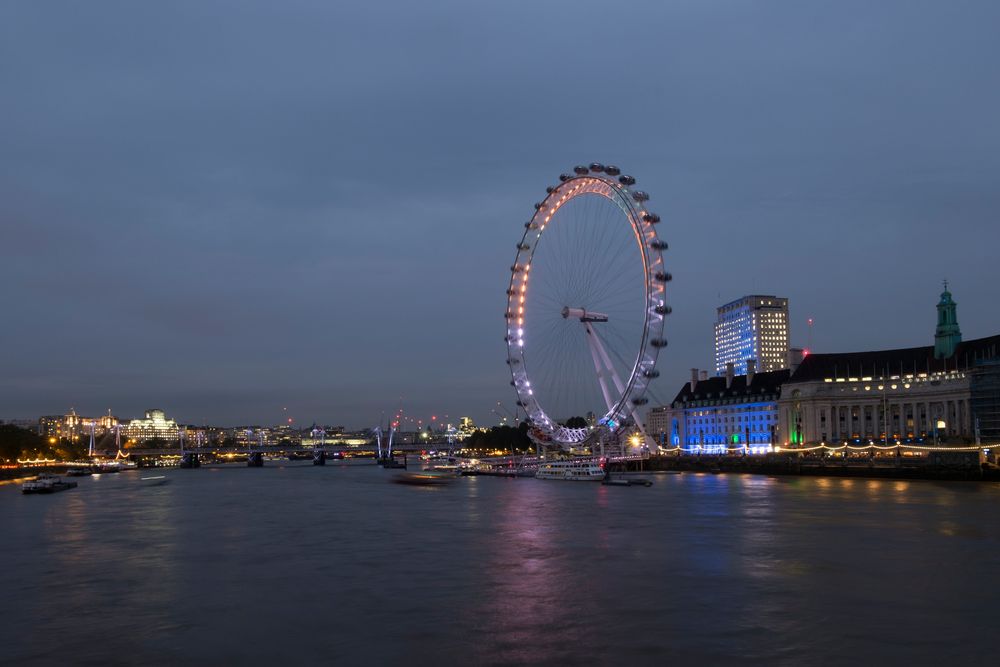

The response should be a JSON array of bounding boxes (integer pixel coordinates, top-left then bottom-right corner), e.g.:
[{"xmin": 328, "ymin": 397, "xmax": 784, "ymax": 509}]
[
  {"xmin": 584, "ymin": 322, "xmax": 617, "ymax": 418},
  {"xmin": 588, "ymin": 325, "xmax": 654, "ymax": 455}
]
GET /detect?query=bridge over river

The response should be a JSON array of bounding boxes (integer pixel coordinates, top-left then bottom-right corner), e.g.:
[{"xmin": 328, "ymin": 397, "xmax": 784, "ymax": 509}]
[{"xmin": 115, "ymin": 440, "xmax": 455, "ymax": 467}]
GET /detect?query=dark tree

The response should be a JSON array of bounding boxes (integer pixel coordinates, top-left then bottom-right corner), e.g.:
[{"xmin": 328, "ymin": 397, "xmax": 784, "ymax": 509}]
[
  {"xmin": 0, "ymin": 424, "xmax": 46, "ymax": 463},
  {"xmin": 464, "ymin": 424, "xmax": 532, "ymax": 453}
]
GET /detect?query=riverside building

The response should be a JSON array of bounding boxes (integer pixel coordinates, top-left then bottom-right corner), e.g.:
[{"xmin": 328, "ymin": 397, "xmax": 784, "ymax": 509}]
[
  {"xmin": 714, "ymin": 295, "xmax": 789, "ymax": 376},
  {"xmin": 39, "ymin": 410, "xmax": 119, "ymax": 438},
  {"xmin": 123, "ymin": 409, "xmax": 179, "ymax": 444},
  {"xmin": 647, "ymin": 361, "xmax": 789, "ymax": 452},
  {"xmin": 777, "ymin": 285, "xmax": 1000, "ymax": 446},
  {"xmin": 651, "ymin": 286, "xmax": 1000, "ymax": 451}
]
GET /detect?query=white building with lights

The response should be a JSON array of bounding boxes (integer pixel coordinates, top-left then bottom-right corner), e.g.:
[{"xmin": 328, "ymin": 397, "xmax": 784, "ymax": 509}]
[
  {"xmin": 714, "ymin": 295, "xmax": 789, "ymax": 376},
  {"xmin": 123, "ymin": 409, "xmax": 179, "ymax": 444}
]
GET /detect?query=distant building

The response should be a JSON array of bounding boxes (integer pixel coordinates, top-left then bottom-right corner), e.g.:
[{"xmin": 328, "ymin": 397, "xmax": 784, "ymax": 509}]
[
  {"xmin": 123, "ymin": 409, "xmax": 179, "ymax": 444},
  {"xmin": 301, "ymin": 428, "xmax": 366, "ymax": 447},
  {"xmin": 714, "ymin": 295, "xmax": 789, "ymax": 376},
  {"xmin": 457, "ymin": 417, "xmax": 477, "ymax": 440},
  {"xmin": 648, "ymin": 361, "xmax": 788, "ymax": 452},
  {"xmin": 96, "ymin": 412, "xmax": 119, "ymax": 431},
  {"xmin": 38, "ymin": 410, "xmax": 118, "ymax": 438},
  {"xmin": 39, "ymin": 416, "xmax": 65, "ymax": 438}
]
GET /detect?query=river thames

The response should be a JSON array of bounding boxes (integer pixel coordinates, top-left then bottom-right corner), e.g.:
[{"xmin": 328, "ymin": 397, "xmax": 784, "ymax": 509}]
[{"xmin": 2, "ymin": 465, "xmax": 998, "ymax": 666}]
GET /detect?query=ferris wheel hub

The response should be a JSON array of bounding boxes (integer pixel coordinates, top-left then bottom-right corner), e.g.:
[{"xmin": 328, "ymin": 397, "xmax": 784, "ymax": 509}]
[{"xmin": 561, "ymin": 307, "xmax": 609, "ymax": 323}]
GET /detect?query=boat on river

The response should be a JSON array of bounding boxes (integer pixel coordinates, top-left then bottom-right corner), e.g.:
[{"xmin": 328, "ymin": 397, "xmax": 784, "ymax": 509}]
[
  {"xmin": 392, "ymin": 470, "xmax": 456, "ymax": 486},
  {"xmin": 140, "ymin": 475, "xmax": 170, "ymax": 487},
  {"xmin": 22, "ymin": 473, "xmax": 78, "ymax": 494},
  {"xmin": 535, "ymin": 460, "xmax": 606, "ymax": 481},
  {"xmin": 602, "ymin": 476, "xmax": 653, "ymax": 487}
]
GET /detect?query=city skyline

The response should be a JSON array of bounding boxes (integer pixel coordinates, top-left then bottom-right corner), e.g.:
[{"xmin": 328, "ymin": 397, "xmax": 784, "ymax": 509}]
[{"xmin": 3, "ymin": 1, "xmax": 1000, "ymax": 427}]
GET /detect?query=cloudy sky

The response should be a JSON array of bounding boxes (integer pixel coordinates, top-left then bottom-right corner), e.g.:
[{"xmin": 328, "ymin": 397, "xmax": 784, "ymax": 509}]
[{"xmin": 2, "ymin": 0, "xmax": 998, "ymax": 428}]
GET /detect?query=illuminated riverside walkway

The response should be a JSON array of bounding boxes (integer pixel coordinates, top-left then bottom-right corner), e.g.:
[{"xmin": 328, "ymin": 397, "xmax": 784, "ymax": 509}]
[{"xmin": 605, "ymin": 449, "xmax": 1000, "ymax": 481}]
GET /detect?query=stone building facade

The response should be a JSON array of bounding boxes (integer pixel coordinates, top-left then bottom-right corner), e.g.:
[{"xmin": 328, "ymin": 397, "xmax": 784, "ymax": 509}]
[{"xmin": 776, "ymin": 287, "xmax": 1000, "ymax": 446}]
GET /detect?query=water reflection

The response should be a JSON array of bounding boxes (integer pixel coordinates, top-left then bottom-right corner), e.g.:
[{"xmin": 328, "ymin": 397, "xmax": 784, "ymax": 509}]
[
  {"xmin": 2, "ymin": 467, "xmax": 999, "ymax": 665},
  {"xmin": 474, "ymin": 481, "xmax": 580, "ymax": 663}
]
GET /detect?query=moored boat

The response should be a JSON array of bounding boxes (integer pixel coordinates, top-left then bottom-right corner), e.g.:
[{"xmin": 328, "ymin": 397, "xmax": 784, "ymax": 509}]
[
  {"xmin": 22, "ymin": 473, "xmax": 78, "ymax": 494},
  {"xmin": 535, "ymin": 460, "xmax": 606, "ymax": 481},
  {"xmin": 602, "ymin": 476, "xmax": 653, "ymax": 487}
]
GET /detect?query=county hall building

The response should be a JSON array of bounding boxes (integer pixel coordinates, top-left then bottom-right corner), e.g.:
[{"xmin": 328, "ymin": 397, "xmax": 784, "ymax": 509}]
[
  {"xmin": 777, "ymin": 286, "xmax": 1000, "ymax": 446},
  {"xmin": 648, "ymin": 286, "xmax": 1000, "ymax": 449}
]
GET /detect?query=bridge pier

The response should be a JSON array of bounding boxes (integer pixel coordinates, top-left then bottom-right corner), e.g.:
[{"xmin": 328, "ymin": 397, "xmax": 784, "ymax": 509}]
[
  {"xmin": 379, "ymin": 453, "xmax": 407, "ymax": 469},
  {"xmin": 247, "ymin": 452, "xmax": 264, "ymax": 467},
  {"xmin": 180, "ymin": 452, "xmax": 200, "ymax": 469},
  {"xmin": 312, "ymin": 449, "xmax": 326, "ymax": 466}
]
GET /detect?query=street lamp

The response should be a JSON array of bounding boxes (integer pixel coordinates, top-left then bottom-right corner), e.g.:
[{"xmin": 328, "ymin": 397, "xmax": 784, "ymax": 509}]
[{"xmin": 935, "ymin": 419, "xmax": 946, "ymax": 448}]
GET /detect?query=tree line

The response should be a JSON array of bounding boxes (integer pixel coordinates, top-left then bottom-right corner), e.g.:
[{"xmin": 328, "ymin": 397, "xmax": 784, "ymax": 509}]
[{"xmin": 0, "ymin": 424, "xmax": 89, "ymax": 463}]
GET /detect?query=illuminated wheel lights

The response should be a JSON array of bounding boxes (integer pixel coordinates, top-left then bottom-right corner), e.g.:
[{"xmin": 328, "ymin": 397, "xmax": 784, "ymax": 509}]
[{"xmin": 504, "ymin": 164, "xmax": 670, "ymax": 449}]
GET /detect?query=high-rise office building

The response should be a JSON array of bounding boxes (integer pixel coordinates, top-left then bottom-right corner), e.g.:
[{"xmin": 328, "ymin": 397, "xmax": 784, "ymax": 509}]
[{"xmin": 714, "ymin": 295, "xmax": 789, "ymax": 375}]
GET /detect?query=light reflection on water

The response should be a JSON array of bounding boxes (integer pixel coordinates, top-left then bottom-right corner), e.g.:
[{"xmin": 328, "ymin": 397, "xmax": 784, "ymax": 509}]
[{"xmin": 2, "ymin": 466, "xmax": 999, "ymax": 665}]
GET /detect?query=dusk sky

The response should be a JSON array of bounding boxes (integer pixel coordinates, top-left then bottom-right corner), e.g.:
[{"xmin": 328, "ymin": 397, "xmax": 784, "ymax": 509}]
[{"xmin": 2, "ymin": 0, "xmax": 999, "ymax": 428}]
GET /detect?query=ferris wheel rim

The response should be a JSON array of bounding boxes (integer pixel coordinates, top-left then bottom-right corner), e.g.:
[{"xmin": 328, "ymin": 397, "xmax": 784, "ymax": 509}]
[{"xmin": 504, "ymin": 165, "xmax": 669, "ymax": 446}]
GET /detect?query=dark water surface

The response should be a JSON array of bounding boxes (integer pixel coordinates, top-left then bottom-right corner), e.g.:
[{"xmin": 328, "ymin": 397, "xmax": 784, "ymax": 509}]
[{"xmin": 2, "ymin": 465, "xmax": 998, "ymax": 666}]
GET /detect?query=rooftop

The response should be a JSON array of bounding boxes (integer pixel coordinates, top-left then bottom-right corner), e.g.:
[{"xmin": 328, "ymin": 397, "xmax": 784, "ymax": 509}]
[
  {"xmin": 787, "ymin": 334, "xmax": 1000, "ymax": 383},
  {"xmin": 672, "ymin": 369, "xmax": 792, "ymax": 405}
]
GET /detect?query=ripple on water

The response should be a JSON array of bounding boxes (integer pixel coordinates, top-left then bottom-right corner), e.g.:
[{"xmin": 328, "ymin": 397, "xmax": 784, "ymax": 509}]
[{"xmin": 2, "ymin": 466, "xmax": 999, "ymax": 665}]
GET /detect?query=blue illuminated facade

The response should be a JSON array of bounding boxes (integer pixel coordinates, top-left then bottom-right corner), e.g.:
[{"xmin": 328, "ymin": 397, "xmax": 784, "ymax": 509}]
[{"xmin": 649, "ymin": 369, "xmax": 790, "ymax": 454}]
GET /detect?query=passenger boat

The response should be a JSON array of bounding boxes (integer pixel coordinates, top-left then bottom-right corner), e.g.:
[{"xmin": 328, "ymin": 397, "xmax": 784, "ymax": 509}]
[
  {"xmin": 140, "ymin": 475, "xmax": 170, "ymax": 487},
  {"xmin": 427, "ymin": 463, "xmax": 461, "ymax": 473},
  {"xmin": 22, "ymin": 473, "xmax": 78, "ymax": 494},
  {"xmin": 535, "ymin": 460, "xmax": 606, "ymax": 481}
]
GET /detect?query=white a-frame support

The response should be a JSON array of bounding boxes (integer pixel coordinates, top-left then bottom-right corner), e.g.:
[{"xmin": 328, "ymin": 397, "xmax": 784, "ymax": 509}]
[{"xmin": 564, "ymin": 307, "xmax": 654, "ymax": 453}]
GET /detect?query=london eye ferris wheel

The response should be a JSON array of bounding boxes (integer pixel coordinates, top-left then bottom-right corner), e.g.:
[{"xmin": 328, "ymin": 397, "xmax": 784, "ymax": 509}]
[{"xmin": 505, "ymin": 163, "xmax": 671, "ymax": 451}]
